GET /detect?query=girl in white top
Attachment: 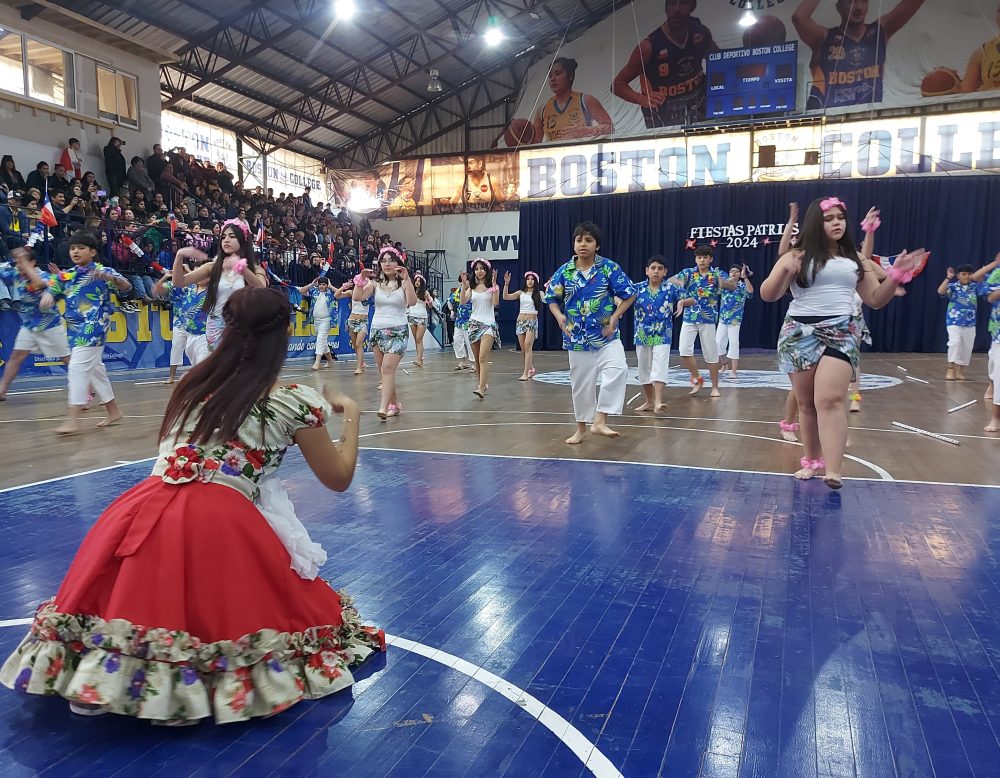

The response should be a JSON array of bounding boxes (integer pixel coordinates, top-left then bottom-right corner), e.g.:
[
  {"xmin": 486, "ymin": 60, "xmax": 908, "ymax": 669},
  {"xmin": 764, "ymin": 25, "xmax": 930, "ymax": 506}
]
[
  {"xmin": 761, "ymin": 197, "xmax": 925, "ymax": 489},
  {"xmin": 461, "ymin": 258, "xmax": 500, "ymax": 399},
  {"xmin": 407, "ymin": 273, "xmax": 431, "ymax": 368},
  {"xmin": 173, "ymin": 220, "xmax": 267, "ymax": 350},
  {"xmin": 502, "ymin": 270, "xmax": 541, "ymax": 381},
  {"xmin": 353, "ymin": 246, "xmax": 416, "ymax": 419}
]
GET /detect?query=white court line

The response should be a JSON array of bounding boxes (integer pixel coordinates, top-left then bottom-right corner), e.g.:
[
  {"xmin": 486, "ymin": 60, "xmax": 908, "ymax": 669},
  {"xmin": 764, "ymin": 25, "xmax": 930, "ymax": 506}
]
[
  {"xmin": 0, "ymin": 457, "xmax": 157, "ymax": 494},
  {"xmin": 4, "ymin": 388, "xmax": 63, "ymax": 396},
  {"xmin": 0, "ymin": 616, "xmax": 622, "ymax": 777},
  {"xmin": 358, "ymin": 421, "xmax": 895, "ymax": 481}
]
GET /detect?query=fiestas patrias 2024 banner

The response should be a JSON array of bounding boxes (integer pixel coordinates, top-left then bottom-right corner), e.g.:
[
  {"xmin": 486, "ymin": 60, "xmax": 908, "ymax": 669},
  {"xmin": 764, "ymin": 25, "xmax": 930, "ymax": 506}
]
[{"xmin": 500, "ymin": 0, "xmax": 1000, "ymax": 148}]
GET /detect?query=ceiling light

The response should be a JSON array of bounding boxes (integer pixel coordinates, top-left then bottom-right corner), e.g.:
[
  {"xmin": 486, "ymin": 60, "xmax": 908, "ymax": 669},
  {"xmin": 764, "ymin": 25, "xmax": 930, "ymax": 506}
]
[
  {"xmin": 427, "ymin": 69, "xmax": 443, "ymax": 93},
  {"xmin": 739, "ymin": 10, "xmax": 758, "ymax": 27},
  {"xmin": 484, "ymin": 24, "xmax": 504, "ymax": 47},
  {"xmin": 335, "ymin": 0, "xmax": 356, "ymax": 20}
]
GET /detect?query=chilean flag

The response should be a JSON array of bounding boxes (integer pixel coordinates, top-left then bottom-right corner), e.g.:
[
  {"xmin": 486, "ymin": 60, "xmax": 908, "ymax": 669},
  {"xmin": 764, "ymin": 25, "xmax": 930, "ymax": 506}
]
[
  {"xmin": 39, "ymin": 192, "xmax": 58, "ymax": 228},
  {"xmin": 255, "ymin": 218, "xmax": 265, "ymax": 248}
]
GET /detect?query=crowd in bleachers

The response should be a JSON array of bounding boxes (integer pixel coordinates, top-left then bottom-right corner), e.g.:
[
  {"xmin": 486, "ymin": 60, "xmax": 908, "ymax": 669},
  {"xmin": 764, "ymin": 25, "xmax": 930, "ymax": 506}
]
[{"xmin": 1, "ymin": 137, "xmax": 404, "ymax": 313}]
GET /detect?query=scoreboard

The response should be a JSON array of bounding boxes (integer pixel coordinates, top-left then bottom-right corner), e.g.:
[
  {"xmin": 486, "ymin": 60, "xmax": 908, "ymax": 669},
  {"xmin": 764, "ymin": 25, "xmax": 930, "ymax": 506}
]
[{"xmin": 705, "ymin": 42, "xmax": 798, "ymax": 119}]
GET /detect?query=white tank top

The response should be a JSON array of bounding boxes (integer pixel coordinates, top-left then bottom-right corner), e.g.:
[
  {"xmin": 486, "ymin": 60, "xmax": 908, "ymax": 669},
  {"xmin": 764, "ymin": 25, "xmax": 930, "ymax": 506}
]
[
  {"xmin": 470, "ymin": 288, "xmax": 496, "ymax": 324},
  {"xmin": 210, "ymin": 269, "xmax": 245, "ymax": 318},
  {"xmin": 519, "ymin": 292, "xmax": 537, "ymax": 315},
  {"xmin": 787, "ymin": 256, "xmax": 859, "ymax": 318},
  {"xmin": 407, "ymin": 300, "xmax": 428, "ymax": 318},
  {"xmin": 370, "ymin": 284, "xmax": 407, "ymax": 328},
  {"xmin": 350, "ymin": 299, "xmax": 369, "ymax": 316}
]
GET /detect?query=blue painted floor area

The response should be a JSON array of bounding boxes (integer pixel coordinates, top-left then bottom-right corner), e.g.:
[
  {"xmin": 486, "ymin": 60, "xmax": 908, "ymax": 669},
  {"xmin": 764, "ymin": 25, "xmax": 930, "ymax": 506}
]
[{"xmin": 1, "ymin": 451, "xmax": 1000, "ymax": 777}]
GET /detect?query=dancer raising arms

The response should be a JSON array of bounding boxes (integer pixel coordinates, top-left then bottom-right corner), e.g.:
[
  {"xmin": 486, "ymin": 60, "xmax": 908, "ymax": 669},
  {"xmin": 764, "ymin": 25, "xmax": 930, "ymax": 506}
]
[
  {"xmin": 407, "ymin": 273, "xmax": 431, "ymax": 368},
  {"xmin": 462, "ymin": 259, "xmax": 500, "ymax": 398},
  {"xmin": 353, "ymin": 246, "xmax": 416, "ymax": 419},
  {"xmin": 503, "ymin": 270, "xmax": 541, "ymax": 380},
  {"xmin": 760, "ymin": 197, "xmax": 925, "ymax": 489},
  {"xmin": 172, "ymin": 220, "xmax": 266, "ymax": 351},
  {"xmin": 1, "ymin": 287, "xmax": 385, "ymax": 724}
]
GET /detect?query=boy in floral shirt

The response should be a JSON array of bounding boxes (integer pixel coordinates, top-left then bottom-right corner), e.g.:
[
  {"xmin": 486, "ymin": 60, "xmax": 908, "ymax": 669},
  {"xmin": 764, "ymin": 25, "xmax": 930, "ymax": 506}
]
[
  {"xmin": 971, "ymin": 254, "xmax": 1000, "ymax": 400},
  {"xmin": 544, "ymin": 221, "xmax": 636, "ymax": 444},
  {"xmin": 0, "ymin": 247, "xmax": 70, "ymax": 400},
  {"xmin": 633, "ymin": 255, "xmax": 687, "ymax": 414},
  {"xmin": 47, "ymin": 230, "xmax": 131, "ymax": 434},
  {"xmin": 716, "ymin": 264, "xmax": 754, "ymax": 379},
  {"xmin": 669, "ymin": 245, "xmax": 740, "ymax": 397},
  {"xmin": 938, "ymin": 263, "xmax": 989, "ymax": 380}
]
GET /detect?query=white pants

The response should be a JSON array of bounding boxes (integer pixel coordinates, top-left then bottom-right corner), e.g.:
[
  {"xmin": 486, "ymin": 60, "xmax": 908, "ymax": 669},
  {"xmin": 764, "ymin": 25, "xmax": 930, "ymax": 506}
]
[
  {"xmin": 716, "ymin": 323, "xmax": 741, "ymax": 361},
  {"xmin": 170, "ymin": 326, "xmax": 188, "ymax": 367},
  {"xmin": 636, "ymin": 344, "xmax": 670, "ymax": 385},
  {"xmin": 13, "ymin": 323, "xmax": 70, "ymax": 358},
  {"xmin": 68, "ymin": 346, "xmax": 113, "ymax": 406},
  {"xmin": 185, "ymin": 334, "xmax": 208, "ymax": 365},
  {"xmin": 453, "ymin": 326, "xmax": 472, "ymax": 360},
  {"xmin": 947, "ymin": 325, "xmax": 975, "ymax": 366},
  {"xmin": 990, "ymin": 342, "xmax": 1000, "ymax": 406},
  {"xmin": 567, "ymin": 339, "xmax": 628, "ymax": 423},
  {"xmin": 679, "ymin": 322, "xmax": 719, "ymax": 363},
  {"xmin": 314, "ymin": 317, "xmax": 331, "ymax": 356}
]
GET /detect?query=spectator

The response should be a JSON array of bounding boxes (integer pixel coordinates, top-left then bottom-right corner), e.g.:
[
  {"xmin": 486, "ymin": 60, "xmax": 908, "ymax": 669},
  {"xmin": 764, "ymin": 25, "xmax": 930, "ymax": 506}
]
[
  {"xmin": 127, "ymin": 156, "xmax": 155, "ymax": 202},
  {"xmin": 156, "ymin": 162, "xmax": 187, "ymax": 208},
  {"xmin": 25, "ymin": 162, "xmax": 49, "ymax": 194},
  {"xmin": 48, "ymin": 164, "xmax": 71, "ymax": 196},
  {"xmin": 146, "ymin": 143, "xmax": 167, "ymax": 182},
  {"xmin": 0, "ymin": 155, "xmax": 26, "ymax": 191},
  {"xmin": 0, "ymin": 190, "xmax": 30, "ymax": 255},
  {"xmin": 103, "ymin": 137, "xmax": 127, "ymax": 196},
  {"xmin": 59, "ymin": 137, "xmax": 83, "ymax": 180}
]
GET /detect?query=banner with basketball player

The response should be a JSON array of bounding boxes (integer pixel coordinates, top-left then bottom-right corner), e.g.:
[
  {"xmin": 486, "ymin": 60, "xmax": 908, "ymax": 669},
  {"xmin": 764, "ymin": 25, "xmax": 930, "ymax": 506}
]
[
  {"xmin": 328, "ymin": 153, "xmax": 520, "ymax": 217},
  {"xmin": 499, "ymin": 0, "xmax": 1000, "ymax": 148}
]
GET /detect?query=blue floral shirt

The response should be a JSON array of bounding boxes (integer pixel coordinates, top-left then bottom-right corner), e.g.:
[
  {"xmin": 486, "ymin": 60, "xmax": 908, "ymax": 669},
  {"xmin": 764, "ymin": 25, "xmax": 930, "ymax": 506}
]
[
  {"xmin": 307, "ymin": 287, "xmax": 336, "ymax": 323},
  {"xmin": 673, "ymin": 267, "xmax": 729, "ymax": 325},
  {"xmin": 184, "ymin": 287, "xmax": 207, "ymax": 335},
  {"xmin": 987, "ymin": 268, "xmax": 1000, "ymax": 340},
  {"xmin": 719, "ymin": 281, "xmax": 752, "ymax": 325},
  {"xmin": 942, "ymin": 280, "xmax": 988, "ymax": 327},
  {"xmin": 167, "ymin": 281, "xmax": 186, "ymax": 330},
  {"xmin": 0, "ymin": 263, "xmax": 60, "ymax": 332},
  {"xmin": 633, "ymin": 281, "xmax": 682, "ymax": 347},
  {"xmin": 451, "ymin": 288, "xmax": 472, "ymax": 327},
  {"xmin": 543, "ymin": 255, "xmax": 637, "ymax": 352},
  {"xmin": 49, "ymin": 263, "xmax": 129, "ymax": 347}
]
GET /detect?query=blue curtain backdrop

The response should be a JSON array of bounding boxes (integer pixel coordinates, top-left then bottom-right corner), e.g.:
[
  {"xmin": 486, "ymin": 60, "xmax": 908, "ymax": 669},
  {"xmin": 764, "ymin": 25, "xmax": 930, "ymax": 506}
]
[{"xmin": 513, "ymin": 176, "xmax": 1000, "ymax": 353}]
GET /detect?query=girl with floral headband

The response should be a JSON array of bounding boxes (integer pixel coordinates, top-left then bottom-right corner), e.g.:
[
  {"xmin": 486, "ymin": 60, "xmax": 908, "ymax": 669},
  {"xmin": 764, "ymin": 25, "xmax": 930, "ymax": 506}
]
[
  {"xmin": 407, "ymin": 272, "xmax": 431, "ymax": 368},
  {"xmin": 171, "ymin": 219, "xmax": 266, "ymax": 350},
  {"xmin": 502, "ymin": 269, "xmax": 541, "ymax": 381},
  {"xmin": 353, "ymin": 246, "xmax": 417, "ymax": 419},
  {"xmin": 760, "ymin": 196, "xmax": 926, "ymax": 489},
  {"xmin": 462, "ymin": 259, "xmax": 500, "ymax": 398},
  {"xmin": 0, "ymin": 287, "xmax": 384, "ymax": 724}
]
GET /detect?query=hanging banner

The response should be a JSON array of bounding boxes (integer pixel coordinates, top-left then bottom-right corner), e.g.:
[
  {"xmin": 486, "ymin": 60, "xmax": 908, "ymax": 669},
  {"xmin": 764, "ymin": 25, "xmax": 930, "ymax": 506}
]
[
  {"xmin": 499, "ymin": 0, "xmax": 999, "ymax": 147},
  {"xmin": 0, "ymin": 300, "xmax": 355, "ymax": 378}
]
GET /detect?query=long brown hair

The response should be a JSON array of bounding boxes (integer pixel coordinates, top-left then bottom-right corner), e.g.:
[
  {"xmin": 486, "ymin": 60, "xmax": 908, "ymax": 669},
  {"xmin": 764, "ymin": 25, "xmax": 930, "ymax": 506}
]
[
  {"xmin": 203, "ymin": 224, "xmax": 258, "ymax": 314},
  {"xmin": 160, "ymin": 287, "xmax": 290, "ymax": 445}
]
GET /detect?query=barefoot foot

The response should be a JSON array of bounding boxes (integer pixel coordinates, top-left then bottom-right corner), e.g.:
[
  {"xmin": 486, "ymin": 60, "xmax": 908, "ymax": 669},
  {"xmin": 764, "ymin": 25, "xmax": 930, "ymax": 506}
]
[
  {"xmin": 654, "ymin": 403, "xmax": 668, "ymax": 414},
  {"xmin": 589, "ymin": 423, "xmax": 620, "ymax": 438},
  {"xmin": 710, "ymin": 388, "xmax": 721, "ymax": 398},
  {"xmin": 823, "ymin": 474, "xmax": 843, "ymax": 490},
  {"xmin": 565, "ymin": 430, "xmax": 586, "ymax": 445},
  {"xmin": 688, "ymin": 376, "xmax": 704, "ymax": 396},
  {"xmin": 97, "ymin": 411, "xmax": 124, "ymax": 428},
  {"xmin": 985, "ymin": 422, "xmax": 1000, "ymax": 433},
  {"xmin": 793, "ymin": 457, "xmax": 824, "ymax": 480},
  {"xmin": 780, "ymin": 429, "xmax": 799, "ymax": 443},
  {"xmin": 946, "ymin": 368, "xmax": 956, "ymax": 380},
  {"xmin": 55, "ymin": 422, "xmax": 81, "ymax": 436},
  {"xmin": 518, "ymin": 375, "xmax": 529, "ymax": 381},
  {"xmin": 634, "ymin": 402, "xmax": 653, "ymax": 412}
]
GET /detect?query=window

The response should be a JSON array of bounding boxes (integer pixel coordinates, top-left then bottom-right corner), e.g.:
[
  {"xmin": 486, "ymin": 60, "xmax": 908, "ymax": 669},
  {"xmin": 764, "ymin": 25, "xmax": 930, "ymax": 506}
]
[
  {"xmin": 0, "ymin": 28, "xmax": 25, "ymax": 96},
  {"xmin": 25, "ymin": 37, "xmax": 75, "ymax": 109},
  {"xmin": 97, "ymin": 65, "xmax": 138, "ymax": 128}
]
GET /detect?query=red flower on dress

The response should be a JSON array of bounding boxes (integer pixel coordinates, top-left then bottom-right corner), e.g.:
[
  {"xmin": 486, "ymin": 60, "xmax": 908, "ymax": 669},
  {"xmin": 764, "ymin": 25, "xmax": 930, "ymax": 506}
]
[
  {"xmin": 163, "ymin": 446, "xmax": 205, "ymax": 484},
  {"xmin": 229, "ymin": 689, "xmax": 248, "ymax": 713},
  {"xmin": 47, "ymin": 657, "xmax": 64, "ymax": 677},
  {"xmin": 245, "ymin": 449, "xmax": 266, "ymax": 470},
  {"xmin": 76, "ymin": 685, "xmax": 101, "ymax": 704}
]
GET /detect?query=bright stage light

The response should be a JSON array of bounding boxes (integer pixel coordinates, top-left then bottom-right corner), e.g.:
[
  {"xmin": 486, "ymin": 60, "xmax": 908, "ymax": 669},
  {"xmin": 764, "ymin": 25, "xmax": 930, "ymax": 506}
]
[
  {"xmin": 484, "ymin": 25, "xmax": 504, "ymax": 46},
  {"xmin": 335, "ymin": 0, "xmax": 356, "ymax": 21},
  {"xmin": 739, "ymin": 10, "xmax": 758, "ymax": 28}
]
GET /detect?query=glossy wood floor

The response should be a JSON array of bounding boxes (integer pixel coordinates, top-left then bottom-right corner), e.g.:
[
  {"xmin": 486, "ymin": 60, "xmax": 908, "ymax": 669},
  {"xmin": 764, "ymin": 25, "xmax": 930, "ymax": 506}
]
[{"xmin": 0, "ymin": 348, "xmax": 996, "ymax": 490}]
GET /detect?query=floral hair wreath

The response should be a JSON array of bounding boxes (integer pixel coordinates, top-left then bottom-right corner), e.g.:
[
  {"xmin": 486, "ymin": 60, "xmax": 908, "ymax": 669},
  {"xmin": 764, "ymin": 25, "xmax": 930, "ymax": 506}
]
[
  {"xmin": 221, "ymin": 218, "xmax": 250, "ymax": 239},
  {"xmin": 524, "ymin": 271, "xmax": 540, "ymax": 282},
  {"xmin": 819, "ymin": 197, "xmax": 845, "ymax": 212},
  {"xmin": 413, "ymin": 272, "xmax": 425, "ymax": 281},
  {"xmin": 379, "ymin": 245, "xmax": 406, "ymax": 263},
  {"xmin": 470, "ymin": 257, "xmax": 491, "ymax": 269}
]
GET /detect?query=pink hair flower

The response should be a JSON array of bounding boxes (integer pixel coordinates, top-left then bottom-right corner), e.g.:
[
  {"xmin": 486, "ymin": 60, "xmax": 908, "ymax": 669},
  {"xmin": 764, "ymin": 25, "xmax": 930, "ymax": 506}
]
[{"xmin": 819, "ymin": 197, "xmax": 845, "ymax": 212}]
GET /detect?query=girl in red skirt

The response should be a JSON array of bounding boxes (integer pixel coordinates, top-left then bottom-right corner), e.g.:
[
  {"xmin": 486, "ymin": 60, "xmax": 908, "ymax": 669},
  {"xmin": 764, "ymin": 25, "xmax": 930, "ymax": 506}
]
[{"xmin": 1, "ymin": 287, "xmax": 384, "ymax": 725}]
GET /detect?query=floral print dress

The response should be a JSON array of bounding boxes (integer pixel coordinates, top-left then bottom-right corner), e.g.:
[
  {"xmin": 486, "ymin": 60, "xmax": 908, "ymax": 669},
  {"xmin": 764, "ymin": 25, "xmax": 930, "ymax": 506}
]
[{"xmin": 0, "ymin": 384, "xmax": 384, "ymax": 725}]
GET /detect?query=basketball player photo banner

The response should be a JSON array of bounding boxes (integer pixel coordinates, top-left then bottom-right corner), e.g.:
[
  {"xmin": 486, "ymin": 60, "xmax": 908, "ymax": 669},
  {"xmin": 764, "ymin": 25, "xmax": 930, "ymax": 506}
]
[{"xmin": 499, "ymin": 0, "xmax": 1000, "ymax": 148}]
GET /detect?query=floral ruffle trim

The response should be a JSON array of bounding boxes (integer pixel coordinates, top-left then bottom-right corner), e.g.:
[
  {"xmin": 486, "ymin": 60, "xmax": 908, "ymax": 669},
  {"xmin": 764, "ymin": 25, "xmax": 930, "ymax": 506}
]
[{"xmin": 0, "ymin": 598, "xmax": 385, "ymax": 724}]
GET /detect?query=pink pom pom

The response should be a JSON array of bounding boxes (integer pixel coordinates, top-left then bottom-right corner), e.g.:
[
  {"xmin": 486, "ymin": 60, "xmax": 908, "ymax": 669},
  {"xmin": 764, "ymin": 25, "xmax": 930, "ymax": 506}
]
[
  {"xmin": 232, "ymin": 258, "xmax": 248, "ymax": 274},
  {"xmin": 860, "ymin": 216, "xmax": 881, "ymax": 234},
  {"xmin": 353, "ymin": 273, "xmax": 366, "ymax": 286}
]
